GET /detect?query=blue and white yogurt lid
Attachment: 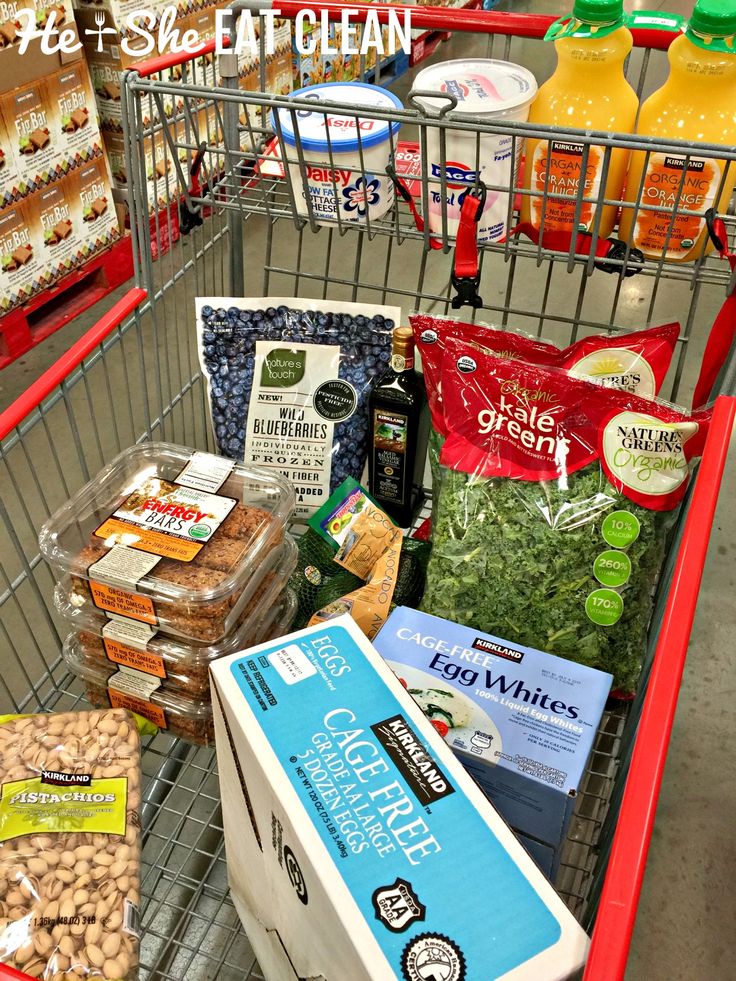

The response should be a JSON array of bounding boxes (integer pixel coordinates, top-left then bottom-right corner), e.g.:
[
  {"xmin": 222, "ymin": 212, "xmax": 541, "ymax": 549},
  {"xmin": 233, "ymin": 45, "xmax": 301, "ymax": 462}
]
[{"xmin": 274, "ymin": 82, "xmax": 402, "ymax": 152}]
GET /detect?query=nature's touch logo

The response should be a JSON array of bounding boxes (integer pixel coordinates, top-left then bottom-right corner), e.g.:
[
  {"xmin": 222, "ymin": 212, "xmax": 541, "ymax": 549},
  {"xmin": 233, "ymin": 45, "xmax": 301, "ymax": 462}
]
[{"xmin": 15, "ymin": 5, "xmax": 412, "ymax": 58}]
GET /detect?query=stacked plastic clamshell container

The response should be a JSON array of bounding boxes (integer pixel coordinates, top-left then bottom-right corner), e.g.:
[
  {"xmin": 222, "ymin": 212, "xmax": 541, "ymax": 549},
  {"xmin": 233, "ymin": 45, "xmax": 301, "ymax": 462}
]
[{"xmin": 39, "ymin": 443, "xmax": 299, "ymax": 744}]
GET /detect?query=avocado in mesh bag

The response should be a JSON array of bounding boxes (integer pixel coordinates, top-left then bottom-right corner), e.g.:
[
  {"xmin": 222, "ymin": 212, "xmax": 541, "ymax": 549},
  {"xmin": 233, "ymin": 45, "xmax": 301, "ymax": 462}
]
[{"xmin": 289, "ymin": 480, "xmax": 431, "ymax": 628}]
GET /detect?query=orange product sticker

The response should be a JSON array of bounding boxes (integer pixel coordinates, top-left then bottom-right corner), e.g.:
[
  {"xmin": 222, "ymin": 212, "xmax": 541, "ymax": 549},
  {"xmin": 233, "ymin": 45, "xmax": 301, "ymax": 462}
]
[
  {"xmin": 94, "ymin": 476, "xmax": 236, "ymax": 563},
  {"xmin": 107, "ymin": 689, "xmax": 167, "ymax": 729},
  {"xmin": 103, "ymin": 638, "xmax": 167, "ymax": 679},
  {"xmin": 531, "ymin": 139, "xmax": 602, "ymax": 233},
  {"xmin": 90, "ymin": 581, "xmax": 157, "ymax": 625},
  {"xmin": 94, "ymin": 518, "xmax": 204, "ymax": 562},
  {"xmin": 633, "ymin": 154, "xmax": 721, "ymax": 258}
]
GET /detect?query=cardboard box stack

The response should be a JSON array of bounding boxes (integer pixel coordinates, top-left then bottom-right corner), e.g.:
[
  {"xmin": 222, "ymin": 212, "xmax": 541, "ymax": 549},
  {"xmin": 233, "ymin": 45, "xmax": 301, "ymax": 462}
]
[
  {"xmin": 0, "ymin": 2, "xmax": 119, "ymax": 314},
  {"xmin": 291, "ymin": 9, "xmax": 392, "ymax": 89},
  {"xmin": 78, "ymin": 2, "xmax": 294, "ymax": 214}
]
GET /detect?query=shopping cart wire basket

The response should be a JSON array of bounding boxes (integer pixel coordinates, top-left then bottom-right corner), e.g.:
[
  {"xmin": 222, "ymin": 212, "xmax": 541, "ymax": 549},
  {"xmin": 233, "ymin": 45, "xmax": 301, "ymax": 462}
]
[{"xmin": 1, "ymin": 3, "xmax": 735, "ymax": 979}]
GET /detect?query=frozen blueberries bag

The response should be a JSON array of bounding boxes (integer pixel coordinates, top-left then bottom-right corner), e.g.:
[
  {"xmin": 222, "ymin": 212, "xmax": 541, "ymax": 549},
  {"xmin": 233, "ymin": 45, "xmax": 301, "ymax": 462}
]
[
  {"xmin": 411, "ymin": 314, "xmax": 680, "ymax": 527},
  {"xmin": 421, "ymin": 337, "xmax": 711, "ymax": 695},
  {"xmin": 196, "ymin": 298, "xmax": 400, "ymax": 518}
]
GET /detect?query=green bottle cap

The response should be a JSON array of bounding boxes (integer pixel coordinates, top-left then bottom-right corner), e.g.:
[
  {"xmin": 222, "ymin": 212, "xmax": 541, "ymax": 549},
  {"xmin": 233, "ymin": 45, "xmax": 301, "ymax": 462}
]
[
  {"xmin": 572, "ymin": 0, "xmax": 624, "ymax": 24},
  {"xmin": 688, "ymin": 0, "xmax": 736, "ymax": 38}
]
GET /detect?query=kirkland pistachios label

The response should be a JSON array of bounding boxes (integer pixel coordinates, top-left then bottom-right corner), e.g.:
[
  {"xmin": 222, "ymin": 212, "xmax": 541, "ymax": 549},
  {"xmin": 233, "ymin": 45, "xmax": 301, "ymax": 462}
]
[{"xmin": 0, "ymin": 777, "xmax": 128, "ymax": 841}]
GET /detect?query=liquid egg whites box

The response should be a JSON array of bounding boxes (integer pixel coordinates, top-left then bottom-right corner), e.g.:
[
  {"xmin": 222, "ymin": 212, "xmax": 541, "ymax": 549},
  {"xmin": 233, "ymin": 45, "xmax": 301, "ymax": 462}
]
[
  {"xmin": 210, "ymin": 614, "xmax": 589, "ymax": 981},
  {"xmin": 373, "ymin": 609, "xmax": 613, "ymax": 878}
]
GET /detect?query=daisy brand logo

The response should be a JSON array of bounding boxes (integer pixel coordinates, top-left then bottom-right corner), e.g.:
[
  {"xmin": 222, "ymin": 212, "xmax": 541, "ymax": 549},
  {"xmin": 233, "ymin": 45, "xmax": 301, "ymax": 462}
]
[{"xmin": 342, "ymin": 176, "xmax": 381, "ymax": 217}]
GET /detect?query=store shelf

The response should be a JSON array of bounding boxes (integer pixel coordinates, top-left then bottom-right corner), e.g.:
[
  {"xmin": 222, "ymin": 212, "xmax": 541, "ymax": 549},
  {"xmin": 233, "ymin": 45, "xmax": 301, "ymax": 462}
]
[
  {"xmin": 0, "ymin": 236, "xmax": 134, "ymax": 371},
  {"xmin": 410, "ymin": 0, "xmax": 483, "ymax": 67}
]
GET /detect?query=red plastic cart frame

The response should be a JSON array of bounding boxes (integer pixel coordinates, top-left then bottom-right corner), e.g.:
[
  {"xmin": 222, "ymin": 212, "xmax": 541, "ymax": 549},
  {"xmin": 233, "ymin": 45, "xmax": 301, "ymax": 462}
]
[
  {"xmin": 1, "ymin": 5, "xmax": 734, "ymax": 976},
  {"xmin": 1, "ymin": 289, "xmax": 735, "ymax": 980}
]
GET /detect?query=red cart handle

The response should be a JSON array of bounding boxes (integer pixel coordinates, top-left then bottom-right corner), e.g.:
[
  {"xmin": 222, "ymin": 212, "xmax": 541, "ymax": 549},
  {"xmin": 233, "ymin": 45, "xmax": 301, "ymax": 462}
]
[{"xmin": 0, "ymin": 287, "xmax": 147, "ymax": 443}]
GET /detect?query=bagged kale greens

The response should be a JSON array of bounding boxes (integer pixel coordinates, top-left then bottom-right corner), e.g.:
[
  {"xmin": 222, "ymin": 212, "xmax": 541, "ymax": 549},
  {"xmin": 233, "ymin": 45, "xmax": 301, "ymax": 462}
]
[
  {"xmin": 420, "ymin": 337, "xmax": 710, "ymax": 694},
  {"xmin": 196, "ymin": 298, "xmax": 400, "ymax": 518},
  {"xmin": 412, "ymin": 315, "xmax": 680, "ymax": 511}
]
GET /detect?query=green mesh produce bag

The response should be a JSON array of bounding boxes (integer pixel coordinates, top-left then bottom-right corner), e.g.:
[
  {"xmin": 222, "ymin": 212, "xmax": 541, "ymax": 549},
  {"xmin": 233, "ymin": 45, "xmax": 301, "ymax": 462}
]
[{"xmin": 290, "ymin": 530, "xmax": 431, "ymax": 629}]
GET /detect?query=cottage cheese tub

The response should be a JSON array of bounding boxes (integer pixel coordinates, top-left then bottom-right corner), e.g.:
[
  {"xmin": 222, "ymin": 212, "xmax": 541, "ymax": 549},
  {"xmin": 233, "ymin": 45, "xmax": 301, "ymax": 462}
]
[
  {"xmin": 412, "ymin": 59, "xmax": 537, "ymax": 243},
  {"xmin": 274, "ymin": 82, "xmax": 402, "ymax": 227}
]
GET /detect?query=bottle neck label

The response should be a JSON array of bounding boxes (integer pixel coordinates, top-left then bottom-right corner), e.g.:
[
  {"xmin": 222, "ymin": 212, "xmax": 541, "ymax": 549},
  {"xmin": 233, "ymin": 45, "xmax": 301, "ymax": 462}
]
[{"xmin": 392, "ymin": 354, "xmax": 413, "ymax": 372}]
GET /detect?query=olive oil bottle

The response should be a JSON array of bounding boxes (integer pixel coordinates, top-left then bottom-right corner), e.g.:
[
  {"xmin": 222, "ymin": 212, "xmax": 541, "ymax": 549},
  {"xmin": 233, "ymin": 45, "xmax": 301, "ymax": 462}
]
[{"xmin": 368, "ymin": 327, "xmax": 428, "ymax": 527}]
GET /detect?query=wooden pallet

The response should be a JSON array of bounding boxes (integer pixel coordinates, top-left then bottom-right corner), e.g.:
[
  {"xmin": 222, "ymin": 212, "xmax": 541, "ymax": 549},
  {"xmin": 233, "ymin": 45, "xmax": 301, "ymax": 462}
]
[{"xmin": 0, "ymin": 236, "xmax": 134, "ymax": 371}]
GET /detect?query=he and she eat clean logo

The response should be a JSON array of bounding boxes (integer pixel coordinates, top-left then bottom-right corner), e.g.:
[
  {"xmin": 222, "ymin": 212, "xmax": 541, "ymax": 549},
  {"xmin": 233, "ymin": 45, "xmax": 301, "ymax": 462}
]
[{"xmin": 16, "ymin": 6, "xmax": 412, "ymax": 58}]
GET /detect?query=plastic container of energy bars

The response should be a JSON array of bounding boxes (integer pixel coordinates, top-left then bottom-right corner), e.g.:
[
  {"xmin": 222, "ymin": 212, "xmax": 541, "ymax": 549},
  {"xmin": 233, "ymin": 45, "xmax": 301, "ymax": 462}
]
[
  {"xmin": 62, "ymin": 590, "xmax": 299, "ymax": 747},
  {"xmin": 54, "ymin": 536, "xmax": 299, "ymax": 696},
  {"xmin": 63, "ymin": 634, "xmax": 217, "ymax": 745},
  {"xmin": 39, "ymin": 443, "xmax": 296, "ymax": 644}
]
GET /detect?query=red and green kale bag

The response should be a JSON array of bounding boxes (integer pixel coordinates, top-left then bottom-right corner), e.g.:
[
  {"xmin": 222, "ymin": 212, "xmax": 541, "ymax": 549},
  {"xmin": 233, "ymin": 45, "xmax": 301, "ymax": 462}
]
[
  {"xmin": 420, "ymin": 337, "xmax": 710, "ymax": 695},
  {"xmin": 412, "ymin": 315, "xmax": 680, "ymax": 497}
]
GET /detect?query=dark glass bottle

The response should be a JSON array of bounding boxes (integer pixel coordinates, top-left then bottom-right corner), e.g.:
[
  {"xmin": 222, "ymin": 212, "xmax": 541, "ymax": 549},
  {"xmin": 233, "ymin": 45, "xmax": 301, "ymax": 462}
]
[{"xmin": 368, "ymin": 327, "xmax": 428, "ymax": 527}]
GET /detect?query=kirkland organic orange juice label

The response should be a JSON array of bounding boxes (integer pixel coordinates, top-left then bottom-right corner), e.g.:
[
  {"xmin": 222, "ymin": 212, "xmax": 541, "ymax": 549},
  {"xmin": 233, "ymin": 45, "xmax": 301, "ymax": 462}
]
[
  {"xmin": 531, "ymin": 140, "xmax": 603, "ymax": 232},
  {"xmin": 634, "ymin": 154, "xmax": 721, "ymax": 258},
  {"xmin": 95, "ymin": 478, "xmax": 236, "ymax": 562}
]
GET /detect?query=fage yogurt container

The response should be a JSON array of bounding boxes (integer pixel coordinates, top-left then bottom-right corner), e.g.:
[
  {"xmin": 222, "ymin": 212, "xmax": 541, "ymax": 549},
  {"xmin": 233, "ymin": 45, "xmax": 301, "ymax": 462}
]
[
  {"xmin": 274, "ymin": 82, "xmax": 402, "ymax": 226},
  {"xmin": 412, "ymin": 59, "xmax": 538, "ymax": 243}
]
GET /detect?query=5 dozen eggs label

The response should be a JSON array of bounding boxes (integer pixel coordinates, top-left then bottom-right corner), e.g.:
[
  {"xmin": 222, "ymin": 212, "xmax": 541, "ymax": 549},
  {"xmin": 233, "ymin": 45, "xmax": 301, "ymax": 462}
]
[{"xmin": 246, "ymin": 341, "xmax": 358, "ymax": 518}]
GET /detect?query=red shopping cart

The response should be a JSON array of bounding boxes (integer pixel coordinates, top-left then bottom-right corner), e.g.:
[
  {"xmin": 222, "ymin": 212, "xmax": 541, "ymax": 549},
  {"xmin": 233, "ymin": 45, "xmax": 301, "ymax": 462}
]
[{"xmin": 1, "ymin": 3, "xmax": 735, "ymax": 979}]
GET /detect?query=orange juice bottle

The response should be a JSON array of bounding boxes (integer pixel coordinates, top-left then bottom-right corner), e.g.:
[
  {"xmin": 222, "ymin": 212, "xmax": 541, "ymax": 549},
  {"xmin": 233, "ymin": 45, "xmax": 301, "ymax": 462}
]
[
  {"xmin": 619, "ymin": 0, "xmax": 736, "ymax": 262},
  {"xmin": 522, "ymin": 0, "xmax": 638, "ymax": 240}
]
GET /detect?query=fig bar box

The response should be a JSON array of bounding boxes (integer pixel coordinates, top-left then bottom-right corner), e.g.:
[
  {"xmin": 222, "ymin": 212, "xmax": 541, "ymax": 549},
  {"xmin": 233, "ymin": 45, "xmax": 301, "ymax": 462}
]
[
  {"xmin": 211, "ymin": 615, "xmax": 589, "ymax": 981},
  {"xmin": 3, "ymin": 79, "xmax": 59, "ymax": 193},
  {"xmin": 374, "ymin": 609, "xmax": 613, "ymax": 877},
  {"xmin": 70, "ymin": 157, "xmax": 120, "ymax": 261},
  {"xmin": 0, "ymin": 197, "xmax": 44, "ymax": 312},
  {"xmin": 48, "ymin": 61, "xmax": 104, "ymax": 167},
  {"xmin": 35, "ymin": 179, "xmax": 79, "ymax": 283},
  {"xmin": 0, "ymin": 109, "xmax": 21, "ymax": 207}
]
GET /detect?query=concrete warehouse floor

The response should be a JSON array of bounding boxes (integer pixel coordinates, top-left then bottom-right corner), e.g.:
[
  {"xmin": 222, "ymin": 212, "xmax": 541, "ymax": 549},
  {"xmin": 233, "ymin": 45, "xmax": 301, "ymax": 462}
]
[{"xmin": 1, "ymin": 1, "xmax": 734, "ymax": 979}]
